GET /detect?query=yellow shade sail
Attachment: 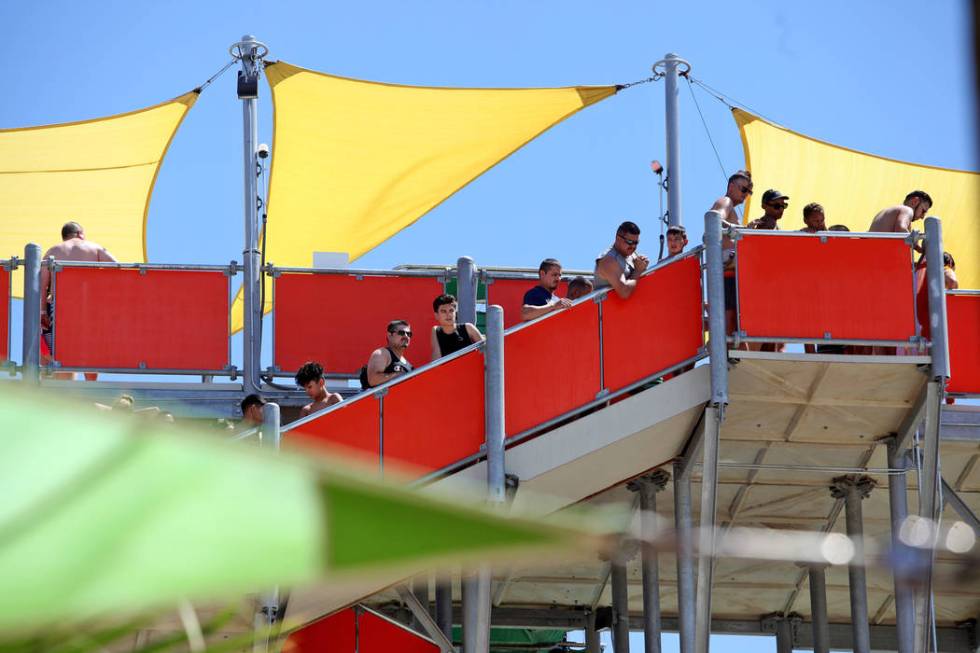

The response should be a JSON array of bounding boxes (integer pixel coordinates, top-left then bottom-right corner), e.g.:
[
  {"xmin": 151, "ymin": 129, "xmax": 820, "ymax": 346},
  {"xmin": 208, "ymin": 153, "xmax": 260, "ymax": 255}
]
[
  {"xmin": 0, "ymin": 92, "xmax": 198, "ymax": 296},
  {"xmin": 231, "ymin": 61, "xmax": 617, "ymax": 332},
  {"xmin": 735, "ymin": 108, "xmax": 979, "ymax": 289}
]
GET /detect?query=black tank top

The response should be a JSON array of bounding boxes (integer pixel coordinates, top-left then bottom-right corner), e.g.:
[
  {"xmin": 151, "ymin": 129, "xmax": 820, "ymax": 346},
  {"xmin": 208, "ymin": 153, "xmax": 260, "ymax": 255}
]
[
  {"xmin": 383, "ymin": 347, "xmax": 413, "ymax": 375},
  {"xmin": 435, "ymin": 325, "xmax": 473, "ymax": 357}
]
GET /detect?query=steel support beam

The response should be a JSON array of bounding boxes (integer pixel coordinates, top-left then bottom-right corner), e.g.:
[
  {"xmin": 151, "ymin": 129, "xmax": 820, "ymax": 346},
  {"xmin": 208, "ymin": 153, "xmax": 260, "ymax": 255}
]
[
  {"xmin": 887, "ymin": 438, "xmax": 916, "ymax": 653},
  {"xmin": 610, "ymin": 550, "xmax": 632, "ymax": 653},
  {"xmin": 800, "ymin": 563, "xmax": 830, "ymax": 653},
  {"xmin": 253, "ymin": 402, "xmax": 280, "ymax": 653},
  {"xmin": 673, "ymin": 458, "xmax": 696, "ymax": 653},
  {"xmin": 628, "ymin": 471, "xmax": 670, "ymax": 653},
  {"xmin": 830, "ymin": 474, "xmax": 875, "ymax": 653},
  {"xmin": 661, "ymin": 53, "xmax": 687, "ymax": 229},
  {"xmin": 941, "ymin": 477, "xmax": 980, "ymax": 534},
  {"xmin": 435, "ymin": 579, "xmax": 453, "ymax": 642},
  {"xmin": 585, "ymin": 610, "xmax": 601, "ymax": 653},
  {"xmin": 21, "ymin": 244, "xmax": 41, "ymax": 385},
  {"xmin": 915, "ymin": 381, "xmax": 943, "ymax": 653},
  {"xmin": 396, "ymin": 585, "xmax": 455, "ymax": 653}
]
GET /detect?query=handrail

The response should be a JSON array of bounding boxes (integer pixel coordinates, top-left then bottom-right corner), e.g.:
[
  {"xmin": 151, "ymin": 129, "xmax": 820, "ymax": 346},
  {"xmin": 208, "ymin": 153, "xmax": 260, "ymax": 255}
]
[
  {"xmin": 948, "ymin": 289, "xmax": 980, "ymax": 296},
  {"xmin": 395, "ymin": 263, "xmax": 593, "ymax": 276},
  {"xmin": 729, "ymin": 228, "xmax": 922, "ymax": 242},
  {"xmin": 267, "ymin": 264, "xmax": 449, "ymax": 279},
  {"xmin": 43, "ymin": 259, "xmax": 241, "ymax": 273}
]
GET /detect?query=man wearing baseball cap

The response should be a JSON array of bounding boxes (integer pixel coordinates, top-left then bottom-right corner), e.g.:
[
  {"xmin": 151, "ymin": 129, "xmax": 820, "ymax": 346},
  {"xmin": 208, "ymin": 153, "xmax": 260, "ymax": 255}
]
[{"xmin": 746, "ymin": 189, "xmax": 789, "ymax": 230}]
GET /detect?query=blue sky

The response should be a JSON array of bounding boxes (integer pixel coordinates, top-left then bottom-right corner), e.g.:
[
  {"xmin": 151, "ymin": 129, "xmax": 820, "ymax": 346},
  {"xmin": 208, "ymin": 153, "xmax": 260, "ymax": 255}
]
[{"xmin": 2, "ymin": 1, "xmax": 975, "ymax": 649}]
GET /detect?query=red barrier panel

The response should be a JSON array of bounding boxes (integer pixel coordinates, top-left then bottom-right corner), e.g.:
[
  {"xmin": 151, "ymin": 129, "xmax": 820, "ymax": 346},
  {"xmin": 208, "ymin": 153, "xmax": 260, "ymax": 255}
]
[
  {"xmin": 504, "ymin": 300, "xmax": 601, "ymax": 436},
  {"xmin": 947, "ymin": 293, "xmax": 980, "ymax": 395},
  {"xmin": 286, "ymin": 607, "xmax": 439, "ymax": 653},
  {"xmin": 52, "ymin": 268, "xmax": 229, "ymax": 370},
  {"xmin": 274, "ymin": 274, "xmax": 443, "ymax": 374},
  {"xmin": 0, "ymin": 267, "xmax": 9, "ymax": 362},
  {"xmin": 487, "ymin": 278, "xmax": 570, "ymax": 329},
  {"xmin": 286, "ymin": 396, "xmax": 381, "ymax": 466},
  {"xmin": 383, "ymin": 349, "xmax": 485, "ymax": 473},
  {"xmin": 602, "ymin": 256, "xmax": 704, "ymax": 393},
  {"xmin": 736, "ymin": 235, "xmax": 916, "ymax": 341}
]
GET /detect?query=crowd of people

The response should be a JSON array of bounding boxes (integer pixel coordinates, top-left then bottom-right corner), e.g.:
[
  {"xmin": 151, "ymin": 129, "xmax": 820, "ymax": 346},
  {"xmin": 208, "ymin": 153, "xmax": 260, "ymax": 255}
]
[{"xmin": 51, "ymin": 172, "xmax": 959, "ymax": 426}]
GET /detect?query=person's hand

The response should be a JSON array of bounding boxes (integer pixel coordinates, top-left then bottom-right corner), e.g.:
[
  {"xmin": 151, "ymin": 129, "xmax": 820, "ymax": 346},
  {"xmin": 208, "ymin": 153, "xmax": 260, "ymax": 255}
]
[
  {"xmin": 556, "ymin": 298, "xmax": 573, "ymax": 310},
  {"xmin": 634, "ymin": 255, "xmax": 650, "ymax": 274}
]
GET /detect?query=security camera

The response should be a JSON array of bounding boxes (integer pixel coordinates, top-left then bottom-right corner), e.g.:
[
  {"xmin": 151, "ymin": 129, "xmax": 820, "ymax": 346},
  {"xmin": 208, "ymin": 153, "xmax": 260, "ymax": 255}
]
[{"xmin": 257, "ymin": 143, "xmax": 270, "ymax": 159}]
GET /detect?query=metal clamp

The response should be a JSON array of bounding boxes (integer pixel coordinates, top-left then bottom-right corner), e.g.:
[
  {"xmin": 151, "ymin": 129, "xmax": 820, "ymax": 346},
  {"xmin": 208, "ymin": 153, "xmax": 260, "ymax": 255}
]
[
  {"xmin": 2, "ymin": 256, "xmax": 18, "ymax": 272},
  {"xmin": 225, "ymin": 365, "xmax": 239, "ymax": 380}
]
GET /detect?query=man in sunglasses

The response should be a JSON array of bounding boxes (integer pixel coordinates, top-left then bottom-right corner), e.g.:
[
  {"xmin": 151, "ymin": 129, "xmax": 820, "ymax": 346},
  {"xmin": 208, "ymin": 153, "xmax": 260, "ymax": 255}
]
[
  {"xmin": 747, "ymin": 189, "xmax": 789, "ymax": 230},
  {"xmin": 595, "ymin": 221, "xmax": 650, "ymax": 299},
  {"xmin": 363, "ymin": 320, "xmax": 415, "ymax": 388},
  {"xmin": 709, "ymin": 170, "xmax": 753, "ymax": 340}
]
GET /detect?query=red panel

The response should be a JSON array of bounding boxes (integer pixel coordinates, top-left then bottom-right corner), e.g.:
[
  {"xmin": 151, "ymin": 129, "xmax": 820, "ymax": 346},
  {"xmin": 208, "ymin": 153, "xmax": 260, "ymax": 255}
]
[
  {"xmin": 602, "ymin": 256, "xmax": 704, "ymax": 392},
  {"xmin": 274, "ymin": 274, "xmax": 443, "ymax": 375},
  {"xmin": 383, "ymin": 350, "xmax": 485, "ymax": 474},
  {"xmin": 487, "ymin": 278, "xmax": 570, "ymax": 329},
  {"xmin": 53, "ymin": 268, "xmax": 229, "ymax": 370},
  {"xmin": 283, "ymin": 607, "xmax": 355, "ymax": 653},
  {"xmin": 504, "ymin": 300, "xmax": 601, "ymax": 436},
  {"xmin": 359, "ymin": 608, "xmax": 440, "ymax": 653},
  {"xmin": 0, "ymin": 267, "xmax": 9, "ymax": 362},
  {"xmin": 286, "ymin": 396, "xmax": 381, "ymax": 466},
  {"xmin": 736, "ymin": 235, "xmax": 916, "ymax": 340},
  {"xmin": 947, "ymin": 293, "xmax": 980, "ymax": 395}
]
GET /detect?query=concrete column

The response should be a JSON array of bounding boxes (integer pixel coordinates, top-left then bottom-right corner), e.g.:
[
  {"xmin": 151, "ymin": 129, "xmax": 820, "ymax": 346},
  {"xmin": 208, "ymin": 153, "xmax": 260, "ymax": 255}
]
[
  {"xmin": 830, "ymin": 474, "xmax": 876, "ymax": 653},
  {"xmin": 627, "ymin": 470, "xmax": 670, "ymax": 653}
]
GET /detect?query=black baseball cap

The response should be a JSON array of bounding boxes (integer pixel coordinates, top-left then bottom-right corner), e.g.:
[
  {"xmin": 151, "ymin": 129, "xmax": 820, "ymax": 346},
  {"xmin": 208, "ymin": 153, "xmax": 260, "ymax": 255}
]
[{"xmin": 761, "ymin": 189, "xmax": 789, "ymax": 204}]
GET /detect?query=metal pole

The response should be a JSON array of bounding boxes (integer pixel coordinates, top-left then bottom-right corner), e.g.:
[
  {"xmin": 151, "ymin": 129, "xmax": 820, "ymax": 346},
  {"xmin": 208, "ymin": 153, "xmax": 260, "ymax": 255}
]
[
  {"xmin": 923, "ymin": 217, "xmax": 950, "ymax": 381},
  {"xmin": 673, "ymin": 460, "xmax": 696, "ymax": 653},
  {"xmin": 805, "ymin": 564, "xmax": 831, "ymax": 653},
  {"xmin": 694, "ymin": 209, "xmax": 730, "ymax": 653},
  {"xmin": 662, "ymin": 53, "xmax": 685, "ymax": 228},
  {"xmin": 21, "ymin": 244, "xmax": 41, "ymax": 385},
  {"xmin": 457, "ymin": 257, "xmax": 478, "ymax": 326},
  {"xmin": 585, "ymin": 611, "xmax": 601, "ymax": 653},
  {"xmin": 886, "ymin": 439, "xmax": 915, "ymax": 653},
  {"xmin": 628, "ymin": 472, "xmax": 670, "ymax": 653},
  {"xmin": 831, "ymin": 475, "xmax": 875, "ymax": 653},
  {"xmin": 253, "ymin": 401, "xmax": 280, "ymax": 653},
  {"xmin": 462, "ymin": 570, "xmax": 491, "ymax": 653},
  {"xmin": 485, "ymin": 305, "xmax": 506, "ymax": 504},
  {"xmin": 610, "ymin": 552, "xmax": 631, "ymax": 653},
  {"xmin": 774, "ymin": 617, "xmax": 793, "ymax": 653},
  {"xmin": 914, "ymin": 382, "xmax": 942, "ymax": 653},
  {"xmin": 236, "ymin": 35, "xmax": 264, "ymax": 395},
  {"xmin": 395, "ymin": 585, "xmax": 455, "ymax": 653},
  {"xmin": 435, "ymin": 580, "xmax": 453, "ymax": 642}
]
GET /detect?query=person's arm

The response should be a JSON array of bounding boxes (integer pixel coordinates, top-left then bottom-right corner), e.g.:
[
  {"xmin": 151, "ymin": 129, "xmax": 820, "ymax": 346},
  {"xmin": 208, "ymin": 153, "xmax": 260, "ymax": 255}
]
[
  {"xmin": 326, "ymin": 392, "xmax": 342, "ymax": 406},
  {"xmin": 597, "ymin": 256, "xmax": 638, "ymax": 300},
  {"xmin": 299, "ymin": 403, "xmax": 312, "ymax": 417},
  {"xmin": 430, "ymin": 327, "xmax": 441, "ymax": 361},
  {"xmin": 944, "ymin": 268, "xmax": 959, "ymax": 290},
  {"xmin": 521, "ymin": 299, "xmax": 570, "ymax": 321},
  {"xmin": 464, "ymin": 323, "xmax": 485, "ymax": 345},
  {"xmin": 366, "ymin": 349, "xmax": 391, "ymax": 387},
  {"xmin": 98, "ymin": 247, "xmax": 117, "ymax": 263}
]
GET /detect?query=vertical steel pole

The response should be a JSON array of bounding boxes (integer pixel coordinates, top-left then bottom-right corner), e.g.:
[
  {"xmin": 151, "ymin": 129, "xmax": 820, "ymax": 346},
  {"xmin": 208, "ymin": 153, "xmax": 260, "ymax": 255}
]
[
  {"xmin": 673, "ymin": 460, "xmax": 696, "ymax": 653},
  {"xmin": 237, "ymin": 35, "xmax": 263, "ymax": 395},
  {"xmin": 585, "ymin": 611, "xmax": 601, "ymax": 653},
  {"xmin": 913, "ymin": 217, "xmax": 949, "ymax": 653},
  {"xmin": 663, "ymin": 53, "xmax": 684, "ymax": 228},
  {"xmin": 886, "ymin": 439, "xmax": 915, "ymax": 653},
  {"xmin": 831, "ymin": 475, "xmax": 874, "ymax": 653},
  {"xmin": 628, "ymin": 472, "xmax": 669, "ymax": 653},
  {"xmin": 774, "ymin": 617, "xmax": 793, "ymax": 653},
  {"xmin": 805, "ymin": 564, "xmax": 830, "ymax": 653},
  {"xmin": 253, "ymin": 401, "xmax": 280, "ymax": 653},
  {"xmin": 435, "ymin": 580, "xmax": 453, "ymax": 642},
  {"xmin": 485, "ymin": 304, "xmax": 506, "ymax": 504},
  {"xmin": 694, "ymin": 210, "xmax": 729, "ymax": 653},
  {"xmin": 610, "ymin": 552, "xmax": 631, "ymax": 653},
  {"xmin": 457, "ymin": 256, "xmax": 478, "ymax": 326},
  {"xmin": 21, "ymin": 244, "xmax": 41, "ymax": 385},
  {"xmin": 463, "ymin": 304, "xmax": 505, "ymax": 653}
]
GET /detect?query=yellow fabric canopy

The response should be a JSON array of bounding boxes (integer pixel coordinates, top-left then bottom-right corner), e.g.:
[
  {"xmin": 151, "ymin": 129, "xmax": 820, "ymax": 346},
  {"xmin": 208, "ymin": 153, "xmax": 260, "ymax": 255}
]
[
  {"xmin": 0, "ymin": 92, "xmax": 198, "ymax": 296},
  {"xmin": 231, "ymin": 61, "xmax": 617, "ymax": 331},
  {"xmin": 735, "ymin": 108, "xmax": 979, "ymax": 288}
]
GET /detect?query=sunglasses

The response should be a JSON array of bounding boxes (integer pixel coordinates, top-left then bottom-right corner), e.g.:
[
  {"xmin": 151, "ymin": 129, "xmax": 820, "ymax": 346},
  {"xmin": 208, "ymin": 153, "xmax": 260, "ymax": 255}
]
[
  {"xmin": 618, "ymin": 234, "xmax": 640, "ymax": 246},
  {"xmin": 768, "ymin": 203, "xmax": 788, "ymax": 209},
  {"xmin": 739, "ymin": 186, "xmax": 753, "ymax": 195},
  {"xmin": 392, "ymin": 329, "xmax": 413, "ymax": 337}
]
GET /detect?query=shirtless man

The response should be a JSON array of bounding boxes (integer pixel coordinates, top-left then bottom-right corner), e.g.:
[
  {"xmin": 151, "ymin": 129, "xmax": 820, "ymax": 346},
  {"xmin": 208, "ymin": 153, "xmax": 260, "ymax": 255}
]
[
  {"xmin": 594, "ymin": 221, "xmax": 650, "ymax": 299},
  {"xmin": 295, "ymin": 361, "xmax": 342, "ymax": 417},
  {"xmin": 746, "ymin": 189, "xmax": 788, "ymax": 230},
  {"xmin": 40, "ymin": 221, "xmax": 117, "ymax": 380},
  {"xmin": 708, "ymin": 171, "xmax": 753, "ymax": 337},
  {"xmin": 665, "ymin": 225, "xmax": 689, "ymax": 257},
  {"xmin": 869, "ymin": 191, "xmax": 932, "ymax": 249},
  {"xmin": 364, "ymin": 321, "xmax": 414, "ymax": 388}
]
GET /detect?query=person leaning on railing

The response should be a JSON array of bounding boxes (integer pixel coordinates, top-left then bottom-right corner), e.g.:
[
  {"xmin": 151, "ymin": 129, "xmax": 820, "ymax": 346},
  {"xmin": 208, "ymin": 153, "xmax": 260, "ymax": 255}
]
[
  {"xmin": 594, "ymin": 221, "xmax": 649, "ymax": 299},
  {"xmin": 708, "ymin": 170, "xmax": 753, "ymax": 343},
  {"xmin": 521, "ymin": 258, "xmax": 573, "ymax": 321},
  {"xmin": 430, "ymin": 294, "xmax": 484, "ymax": 361}
]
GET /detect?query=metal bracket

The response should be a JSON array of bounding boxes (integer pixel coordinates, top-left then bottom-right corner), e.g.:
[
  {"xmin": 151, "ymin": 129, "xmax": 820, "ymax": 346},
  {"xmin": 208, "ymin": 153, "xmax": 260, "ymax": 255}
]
[
  {"xmin": 355, "ymin": 274, "xmax": 364, "ymax": 281},
  {"xmin": 905, "ymin": 230, "xmax": 921, "ymax": 247},
  {"xmin": 138, "ymin": 361, "xmax": 147, "ymax": 369},
  {"xmin": 595, "ymin": 388, "xmax": 610, "ymax": 400},
  {"xmin": 592, "ymin": 293, "xmax": 607, "ymax": 303},
  {"xmin": 50, "ymin": 261, "xmax": 63, "ymax": 273},
  {"xmin": 823, "ymin": 331, "xmax": 832, "ymax": 340},
  {"xmin": 2, "ymin": 256, "xmax": 18, "ymax": 271},
  {"xmin": 697, "ymin": 345, "xmax": 708, "ymax": 356},
  {"xmin": 225, "ymin": 365, "xmax": 239, "ymax": 380},
  {"xmin": 819, "ymin": 235, "xmax": 828, "ymax": 243},
  {"xmin": 137, "ymin": 264, "xmax": 147, "ymax": 276},
  {"xmin": 728, "ymin": 227, "xmax": 745, "ymax": 241},
  {"xmin": 225, "ymin": 260, "xmax": 239, "ymax": 277},
  {"xmin": 374, "ymin": 387, "xmax": 388, "ymax": 399}
]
